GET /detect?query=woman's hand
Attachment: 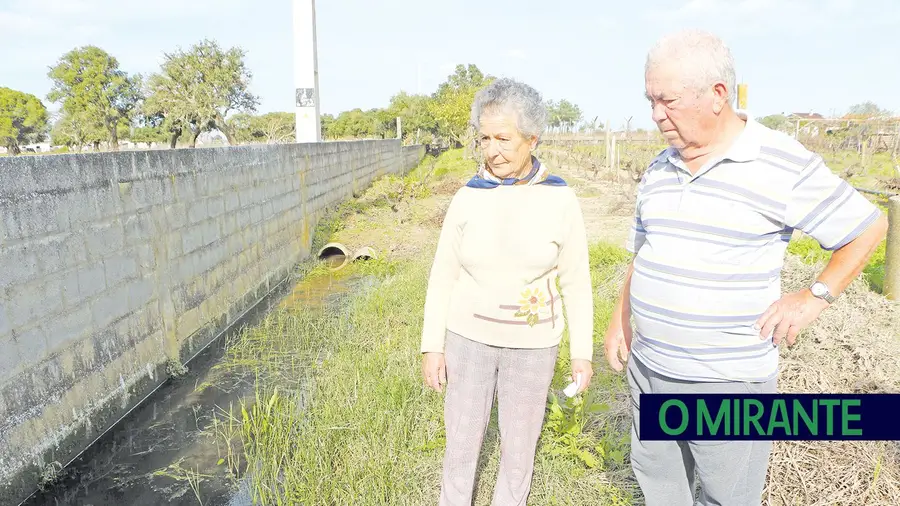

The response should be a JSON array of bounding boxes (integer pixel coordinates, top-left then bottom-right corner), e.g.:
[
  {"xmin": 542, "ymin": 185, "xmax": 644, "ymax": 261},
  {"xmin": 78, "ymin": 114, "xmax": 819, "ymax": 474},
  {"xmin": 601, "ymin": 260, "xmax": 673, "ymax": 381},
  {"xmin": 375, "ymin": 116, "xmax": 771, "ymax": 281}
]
[
  {"xmin": 570, "ymin": 359, "xmax": 594, "ymax": 394},
  {"xmin": 421, "ymin": 352, "xmax": 447, "ymax": 392}
]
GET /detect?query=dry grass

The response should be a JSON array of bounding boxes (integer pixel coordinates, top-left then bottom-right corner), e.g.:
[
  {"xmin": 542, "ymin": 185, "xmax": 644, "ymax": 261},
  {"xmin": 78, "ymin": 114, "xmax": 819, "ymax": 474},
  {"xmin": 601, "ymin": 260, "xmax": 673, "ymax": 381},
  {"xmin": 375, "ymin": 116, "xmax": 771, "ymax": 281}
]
[{"xmin": 762, "ymin": 256, "xmax": 900, "ymax": 506}]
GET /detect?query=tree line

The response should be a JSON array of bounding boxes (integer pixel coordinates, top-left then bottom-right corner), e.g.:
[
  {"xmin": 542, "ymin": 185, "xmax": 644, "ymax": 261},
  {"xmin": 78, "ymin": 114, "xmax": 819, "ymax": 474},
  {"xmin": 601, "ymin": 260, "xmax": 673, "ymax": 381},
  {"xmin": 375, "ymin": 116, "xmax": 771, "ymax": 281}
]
[
  {"xmin": 1, "ymin": 39, "xmax": 266, "ymax": 155},
  {"xmin": 0, "ymin": 39, "xmax": 264, "ymax": 154},
  {"xmin": 321, "ymin": 64, "xmax": 588, "ymax": 148},
  {"xmin": 1, "ymin": 43, "xmax": 589, "ymax": 156}
]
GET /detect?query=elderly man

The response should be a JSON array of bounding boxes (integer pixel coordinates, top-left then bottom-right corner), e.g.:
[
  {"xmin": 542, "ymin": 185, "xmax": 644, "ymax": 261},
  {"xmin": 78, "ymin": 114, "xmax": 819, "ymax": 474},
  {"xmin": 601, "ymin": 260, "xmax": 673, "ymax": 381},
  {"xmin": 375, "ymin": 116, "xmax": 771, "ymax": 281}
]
[{"xmin": 603, "ymin": 29, "xmax": 889, "ymax": 506}]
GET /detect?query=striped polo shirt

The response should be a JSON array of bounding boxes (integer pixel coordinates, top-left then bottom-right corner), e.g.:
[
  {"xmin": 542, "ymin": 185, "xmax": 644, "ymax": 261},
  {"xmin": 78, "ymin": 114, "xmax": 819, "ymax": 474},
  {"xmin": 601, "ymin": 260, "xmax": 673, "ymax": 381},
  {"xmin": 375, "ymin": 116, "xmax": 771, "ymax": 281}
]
[{"xmin": 625, "ymin": 112, "xmax": 882, "ymax": 383}]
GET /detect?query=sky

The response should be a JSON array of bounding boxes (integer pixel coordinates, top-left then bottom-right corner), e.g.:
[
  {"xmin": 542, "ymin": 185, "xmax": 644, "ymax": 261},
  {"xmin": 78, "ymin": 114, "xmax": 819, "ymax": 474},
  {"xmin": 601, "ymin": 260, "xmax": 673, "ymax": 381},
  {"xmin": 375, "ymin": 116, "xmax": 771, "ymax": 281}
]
[{"xmin": 1, "ymin": 0, "xmax": 898, "ymax": 131}]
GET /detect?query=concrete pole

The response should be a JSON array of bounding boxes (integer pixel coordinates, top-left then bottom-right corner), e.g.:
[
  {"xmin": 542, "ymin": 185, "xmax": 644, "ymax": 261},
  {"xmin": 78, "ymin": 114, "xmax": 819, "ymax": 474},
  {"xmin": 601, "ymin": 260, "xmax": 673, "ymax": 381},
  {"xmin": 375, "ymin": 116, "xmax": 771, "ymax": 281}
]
[
  {"xmin": 293, "ymin": 0, "xmax": 321, "ymax": 143},
  {"xmin": 396, "ymin": 117, "xmax": 402, "ymax": 140},
  {"xmin": 883, "ymin": 196, "xmax": 900, "ymax": 300}
]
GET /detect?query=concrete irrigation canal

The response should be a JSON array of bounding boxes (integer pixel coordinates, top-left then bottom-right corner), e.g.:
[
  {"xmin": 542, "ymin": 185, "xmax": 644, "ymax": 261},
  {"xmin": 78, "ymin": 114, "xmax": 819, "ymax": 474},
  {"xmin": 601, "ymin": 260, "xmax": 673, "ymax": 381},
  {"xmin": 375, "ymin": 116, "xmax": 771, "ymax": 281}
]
[
  {"xmin": 23, "ymin": 259, "xmax": 373, "ymax": 505},
  {"xmin": 0, "ymin": 140, "xmax": 425, "ymax": 505}
]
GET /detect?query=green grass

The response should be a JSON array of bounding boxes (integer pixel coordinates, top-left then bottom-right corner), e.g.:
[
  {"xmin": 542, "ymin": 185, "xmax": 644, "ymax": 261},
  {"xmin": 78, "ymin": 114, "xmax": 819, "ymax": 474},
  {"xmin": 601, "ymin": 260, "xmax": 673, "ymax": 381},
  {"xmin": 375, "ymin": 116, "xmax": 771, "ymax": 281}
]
[
  {"xmin": 426, "ymin": 148, "xmax": 477, "ymax": 180},
  {"xmin": 823, "ymin": 150, "xmax": 898, "ymax": 188},
  {"xmin": 215, "ymin": 242, "xmax": 638, "ymax": 505},
  {"xmin": 787, "ymin": 234, "xmax": 887, "ymax": 293},
  {"xmin": 329, "ymin": 148, "xmax": 476, "ymax": 219}
]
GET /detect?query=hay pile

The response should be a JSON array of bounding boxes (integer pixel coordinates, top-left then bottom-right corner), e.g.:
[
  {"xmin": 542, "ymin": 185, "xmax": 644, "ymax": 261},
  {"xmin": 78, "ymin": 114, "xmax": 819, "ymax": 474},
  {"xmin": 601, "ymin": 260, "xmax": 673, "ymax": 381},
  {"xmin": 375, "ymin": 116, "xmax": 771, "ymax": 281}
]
[{"xmin": 763, "ymin": 256, "xmax": 900, "ymax": 506}]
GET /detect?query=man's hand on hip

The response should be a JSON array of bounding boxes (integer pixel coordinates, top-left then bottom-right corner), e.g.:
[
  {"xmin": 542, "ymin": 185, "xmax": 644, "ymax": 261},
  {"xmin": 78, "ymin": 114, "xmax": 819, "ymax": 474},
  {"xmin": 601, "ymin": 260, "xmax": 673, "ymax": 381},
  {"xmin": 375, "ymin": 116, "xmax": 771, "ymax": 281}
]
[
  {"xmin": 755, "ymin": 289, "xmax": 830, "ymax": 346},
  {"xmin": 604, "ymin": 323, "xmax": 632, "ymax": 372}
]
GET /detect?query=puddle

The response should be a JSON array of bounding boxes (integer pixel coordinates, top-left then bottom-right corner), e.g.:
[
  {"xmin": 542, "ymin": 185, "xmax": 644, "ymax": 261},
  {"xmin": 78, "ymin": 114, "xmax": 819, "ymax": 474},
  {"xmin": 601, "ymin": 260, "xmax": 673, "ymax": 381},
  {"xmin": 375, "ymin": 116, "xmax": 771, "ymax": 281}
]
[
  {"xmin": 21, "ymin": 264, "xmax": 371, "ymax": 506},
  {"xmin": 278, "ymin": 261, "xmax": 353, "ymax": 311}
]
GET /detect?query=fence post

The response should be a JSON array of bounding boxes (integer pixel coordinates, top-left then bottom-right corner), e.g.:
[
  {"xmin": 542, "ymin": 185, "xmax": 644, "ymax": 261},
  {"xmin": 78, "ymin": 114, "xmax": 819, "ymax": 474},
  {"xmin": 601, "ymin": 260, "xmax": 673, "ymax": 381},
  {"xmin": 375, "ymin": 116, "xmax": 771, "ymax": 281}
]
[
  {"xmin": 612, "ymin": 135, "xmax": 618, "ymax": 171},
  {"xmin": 884, "ymin": 196, "xmax": 900, "ymax": 300},
  {"xmin": 605, "ymin": 120, "xmax": 611, "ymax": 169}
]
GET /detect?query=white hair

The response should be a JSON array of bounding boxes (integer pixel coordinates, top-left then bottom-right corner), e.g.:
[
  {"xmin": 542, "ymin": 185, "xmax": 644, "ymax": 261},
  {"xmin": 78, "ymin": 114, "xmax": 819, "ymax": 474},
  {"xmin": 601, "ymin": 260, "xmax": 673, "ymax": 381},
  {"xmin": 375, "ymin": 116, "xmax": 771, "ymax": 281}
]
[
  {"xmin": 470, "ymin": 78, "xmax": 548, "ymax": 139},
  {"xmin": 645, "ymin": 29, "xmax": 736, "ymax": 103}
]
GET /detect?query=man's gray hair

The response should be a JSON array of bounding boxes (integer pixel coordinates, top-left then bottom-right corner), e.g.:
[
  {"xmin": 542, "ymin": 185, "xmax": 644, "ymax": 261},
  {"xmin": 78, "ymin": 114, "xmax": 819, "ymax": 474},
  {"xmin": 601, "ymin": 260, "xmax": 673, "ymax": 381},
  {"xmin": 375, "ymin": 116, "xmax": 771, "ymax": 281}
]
[
  {"xmin": 645, "ymin": 29, "xmax": 737, "ymax": 103},
  {"xmin": 470, "ymin": 78, "xmax": 548, "ymax": 139}
]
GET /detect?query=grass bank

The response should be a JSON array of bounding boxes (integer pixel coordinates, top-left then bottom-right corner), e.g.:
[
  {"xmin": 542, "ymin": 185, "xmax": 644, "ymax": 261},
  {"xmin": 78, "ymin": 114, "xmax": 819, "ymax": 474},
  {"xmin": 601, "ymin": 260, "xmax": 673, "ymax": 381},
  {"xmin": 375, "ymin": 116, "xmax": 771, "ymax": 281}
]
[
  {"xmin": 212, "ymin": 150, "xmax": 640, "ymax": 505},
  {"xmin": 216, "ymin": 246, "xmax": 638, "ymax": 506},
  {"xmin": 823, "ymin": 150, "xmax": 898, "ymax": 188}
]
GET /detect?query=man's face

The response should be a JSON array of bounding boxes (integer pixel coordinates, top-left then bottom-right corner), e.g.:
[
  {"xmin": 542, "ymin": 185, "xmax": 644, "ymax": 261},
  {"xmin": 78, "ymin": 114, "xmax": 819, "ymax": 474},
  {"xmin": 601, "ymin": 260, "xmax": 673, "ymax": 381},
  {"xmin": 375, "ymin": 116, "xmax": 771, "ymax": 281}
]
[{"xmin": 645, "ymin": 63, "xmax": 717, "ymax": 151}]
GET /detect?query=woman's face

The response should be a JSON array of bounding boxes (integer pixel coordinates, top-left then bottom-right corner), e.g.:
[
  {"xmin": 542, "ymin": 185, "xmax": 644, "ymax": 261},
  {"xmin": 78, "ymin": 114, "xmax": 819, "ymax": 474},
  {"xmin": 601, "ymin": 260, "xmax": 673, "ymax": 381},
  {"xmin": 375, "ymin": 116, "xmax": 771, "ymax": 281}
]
[{"xmin": 477, "ymin": 110, "xmax": 537, "ymax": 179}]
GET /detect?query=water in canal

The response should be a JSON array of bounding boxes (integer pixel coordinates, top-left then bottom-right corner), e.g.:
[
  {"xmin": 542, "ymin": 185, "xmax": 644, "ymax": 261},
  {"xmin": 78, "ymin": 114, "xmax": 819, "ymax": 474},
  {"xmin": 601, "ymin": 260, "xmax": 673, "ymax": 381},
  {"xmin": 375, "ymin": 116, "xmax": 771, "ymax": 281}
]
[{"xmin": 22, "ymin": 258, "xmax": 366, "ymax": 506}]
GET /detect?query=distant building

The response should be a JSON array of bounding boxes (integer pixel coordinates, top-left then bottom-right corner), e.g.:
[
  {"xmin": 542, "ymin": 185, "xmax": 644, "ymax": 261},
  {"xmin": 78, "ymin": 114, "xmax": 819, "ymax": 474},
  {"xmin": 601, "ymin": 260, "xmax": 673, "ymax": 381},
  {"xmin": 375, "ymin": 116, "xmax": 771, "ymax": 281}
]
[
  {"xmin": 786, "ymin": 112, "xmax": 825, "ymax": 137},
  {"xmin": 787, "ymin": 112, "xmax": 825, "ymax": 121},
  {"xmin": 10, "ymin": 142, "xmax": 53, "ymax": 153}
]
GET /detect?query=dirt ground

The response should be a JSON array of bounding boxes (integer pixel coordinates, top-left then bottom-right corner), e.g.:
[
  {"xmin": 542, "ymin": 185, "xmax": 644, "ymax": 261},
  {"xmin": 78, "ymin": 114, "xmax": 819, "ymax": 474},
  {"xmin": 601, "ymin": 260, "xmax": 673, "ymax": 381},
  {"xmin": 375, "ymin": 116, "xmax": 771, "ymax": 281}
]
[{"xmin": 544, "ymin": 152, "xmax": 637, "ymax": 247}]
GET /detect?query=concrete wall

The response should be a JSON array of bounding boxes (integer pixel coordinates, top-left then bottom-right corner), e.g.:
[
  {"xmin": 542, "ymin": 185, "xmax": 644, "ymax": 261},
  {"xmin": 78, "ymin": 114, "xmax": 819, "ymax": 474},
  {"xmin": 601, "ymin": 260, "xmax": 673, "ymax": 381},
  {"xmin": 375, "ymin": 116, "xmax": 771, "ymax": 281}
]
[{"xmin": 0, "ymin": 140, "xmax": 425, "ymax": 503}]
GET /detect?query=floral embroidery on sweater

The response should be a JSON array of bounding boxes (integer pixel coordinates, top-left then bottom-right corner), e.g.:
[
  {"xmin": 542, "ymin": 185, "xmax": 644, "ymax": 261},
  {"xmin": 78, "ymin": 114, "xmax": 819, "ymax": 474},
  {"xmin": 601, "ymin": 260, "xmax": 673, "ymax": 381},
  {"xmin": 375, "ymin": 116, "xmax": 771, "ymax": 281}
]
[
  {"xmin": 510, "ymin": 280, "xmax": 557, "ymax": 328},
  {"xmin": 471, "ymin": 279, "xmax": 561, "ymax": 328},
  {"xmin": 514, "ymin": 287, "xmax": 547, "ymax": 326}
]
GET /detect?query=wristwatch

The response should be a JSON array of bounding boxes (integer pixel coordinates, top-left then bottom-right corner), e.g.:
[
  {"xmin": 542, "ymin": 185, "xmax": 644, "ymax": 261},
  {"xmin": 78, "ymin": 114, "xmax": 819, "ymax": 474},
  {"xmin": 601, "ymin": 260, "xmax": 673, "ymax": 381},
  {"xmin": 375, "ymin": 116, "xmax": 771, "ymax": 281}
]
[{"xmin": 809, "ymin": 281, "xmax": 835, "ymax": 304}]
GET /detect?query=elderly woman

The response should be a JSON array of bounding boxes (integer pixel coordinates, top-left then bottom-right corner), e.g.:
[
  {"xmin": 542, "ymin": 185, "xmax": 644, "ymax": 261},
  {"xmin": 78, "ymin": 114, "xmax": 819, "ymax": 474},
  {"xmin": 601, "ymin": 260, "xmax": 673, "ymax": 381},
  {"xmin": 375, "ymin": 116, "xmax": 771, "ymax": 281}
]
[{"xmin": 420, "ymin": 78, "xmax": 595, "ymax": 505}]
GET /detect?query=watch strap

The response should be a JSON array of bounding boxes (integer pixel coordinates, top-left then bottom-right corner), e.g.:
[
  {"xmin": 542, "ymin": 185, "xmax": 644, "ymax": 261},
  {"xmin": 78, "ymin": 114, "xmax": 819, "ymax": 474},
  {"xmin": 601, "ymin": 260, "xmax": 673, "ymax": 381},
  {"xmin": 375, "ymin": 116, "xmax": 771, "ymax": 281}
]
[{"xmin": 811, "ymin": 281, "xmax": 835, "ymax": 303}]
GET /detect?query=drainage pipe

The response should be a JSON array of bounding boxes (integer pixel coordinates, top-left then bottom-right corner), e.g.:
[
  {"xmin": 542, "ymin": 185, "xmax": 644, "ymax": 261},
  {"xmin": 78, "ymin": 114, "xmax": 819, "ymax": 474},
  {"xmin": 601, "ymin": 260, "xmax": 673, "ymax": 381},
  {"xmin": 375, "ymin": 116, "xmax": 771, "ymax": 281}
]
[
  {"xmin": 352, "ymin": 246, "xmax": 377, "ymax": 261},
  {"xmin": 317, "ymin": 242, "xmax": 351, "ymax": 270}
]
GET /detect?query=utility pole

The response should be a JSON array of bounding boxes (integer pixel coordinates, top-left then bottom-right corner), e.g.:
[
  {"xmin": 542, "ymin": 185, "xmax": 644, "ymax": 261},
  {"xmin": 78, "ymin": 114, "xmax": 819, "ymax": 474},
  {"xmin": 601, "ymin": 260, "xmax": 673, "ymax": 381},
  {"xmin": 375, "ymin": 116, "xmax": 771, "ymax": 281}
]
[{"xmin": 293, "ymin": 0, "xmax": 321, "ymax": 143}]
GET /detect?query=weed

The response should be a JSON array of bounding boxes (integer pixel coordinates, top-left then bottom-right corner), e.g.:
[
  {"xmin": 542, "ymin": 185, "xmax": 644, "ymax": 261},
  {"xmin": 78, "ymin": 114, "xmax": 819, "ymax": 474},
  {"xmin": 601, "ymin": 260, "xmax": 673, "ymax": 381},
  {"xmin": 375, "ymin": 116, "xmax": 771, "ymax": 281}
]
[
  {"xmin": 38, "ymin": 461, "xmax": 63, "ymax": 490},
  {"xmin": 166, "ymin": 359, "xmax": 189, "ymax": 378},
  {"xmin": 152, "ymin": 458, "xmax": 212, "ymax": 505},
  {"xmin": 541, "ymin": 391, "xmax": 627, "ymax": 471}
]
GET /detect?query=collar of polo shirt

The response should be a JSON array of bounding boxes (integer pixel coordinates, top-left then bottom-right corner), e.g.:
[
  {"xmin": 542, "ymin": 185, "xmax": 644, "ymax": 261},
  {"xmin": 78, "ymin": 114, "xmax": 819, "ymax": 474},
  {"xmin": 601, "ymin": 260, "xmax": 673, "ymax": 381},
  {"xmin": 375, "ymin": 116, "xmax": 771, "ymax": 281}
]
[{"xmin": 665, "ymin": 109, "xmax": 762, "ymax": 178}]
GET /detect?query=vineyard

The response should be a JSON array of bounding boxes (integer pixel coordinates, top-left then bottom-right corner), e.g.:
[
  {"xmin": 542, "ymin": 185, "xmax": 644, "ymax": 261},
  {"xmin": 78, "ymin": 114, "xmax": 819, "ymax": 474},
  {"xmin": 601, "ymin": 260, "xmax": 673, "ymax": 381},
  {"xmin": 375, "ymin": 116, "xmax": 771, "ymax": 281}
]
[{"xmin": 534, "ymin": 123, "xmax": 900, "ymax": 198}]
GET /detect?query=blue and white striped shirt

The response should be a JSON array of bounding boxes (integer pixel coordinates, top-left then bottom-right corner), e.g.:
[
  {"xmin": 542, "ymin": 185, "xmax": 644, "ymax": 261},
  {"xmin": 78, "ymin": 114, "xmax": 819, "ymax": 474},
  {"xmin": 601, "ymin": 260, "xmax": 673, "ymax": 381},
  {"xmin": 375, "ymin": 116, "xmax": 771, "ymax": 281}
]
[{"xmin": 626, "ymin": 113, "xmax": 882, "ymax": 383}]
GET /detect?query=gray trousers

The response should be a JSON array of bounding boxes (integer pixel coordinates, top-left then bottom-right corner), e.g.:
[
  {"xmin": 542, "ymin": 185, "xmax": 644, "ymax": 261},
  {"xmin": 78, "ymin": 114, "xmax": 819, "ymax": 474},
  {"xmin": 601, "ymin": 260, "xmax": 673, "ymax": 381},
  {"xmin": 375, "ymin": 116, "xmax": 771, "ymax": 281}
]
[
  {"xmin": 439, "ymin": 330, "xmax": 558, "ymax": 506},
  {"xmin": 627, "ymin": 355, "xmax": 776, "ymax": 506}
]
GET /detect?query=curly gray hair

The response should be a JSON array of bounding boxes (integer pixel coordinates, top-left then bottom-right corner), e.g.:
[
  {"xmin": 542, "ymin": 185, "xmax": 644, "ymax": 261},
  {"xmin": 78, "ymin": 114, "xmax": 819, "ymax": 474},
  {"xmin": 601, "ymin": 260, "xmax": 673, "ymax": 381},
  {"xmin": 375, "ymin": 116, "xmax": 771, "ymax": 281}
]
[{"xmin": 469, "ymin": 78, "xmax": 548, "ymax": 140}]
